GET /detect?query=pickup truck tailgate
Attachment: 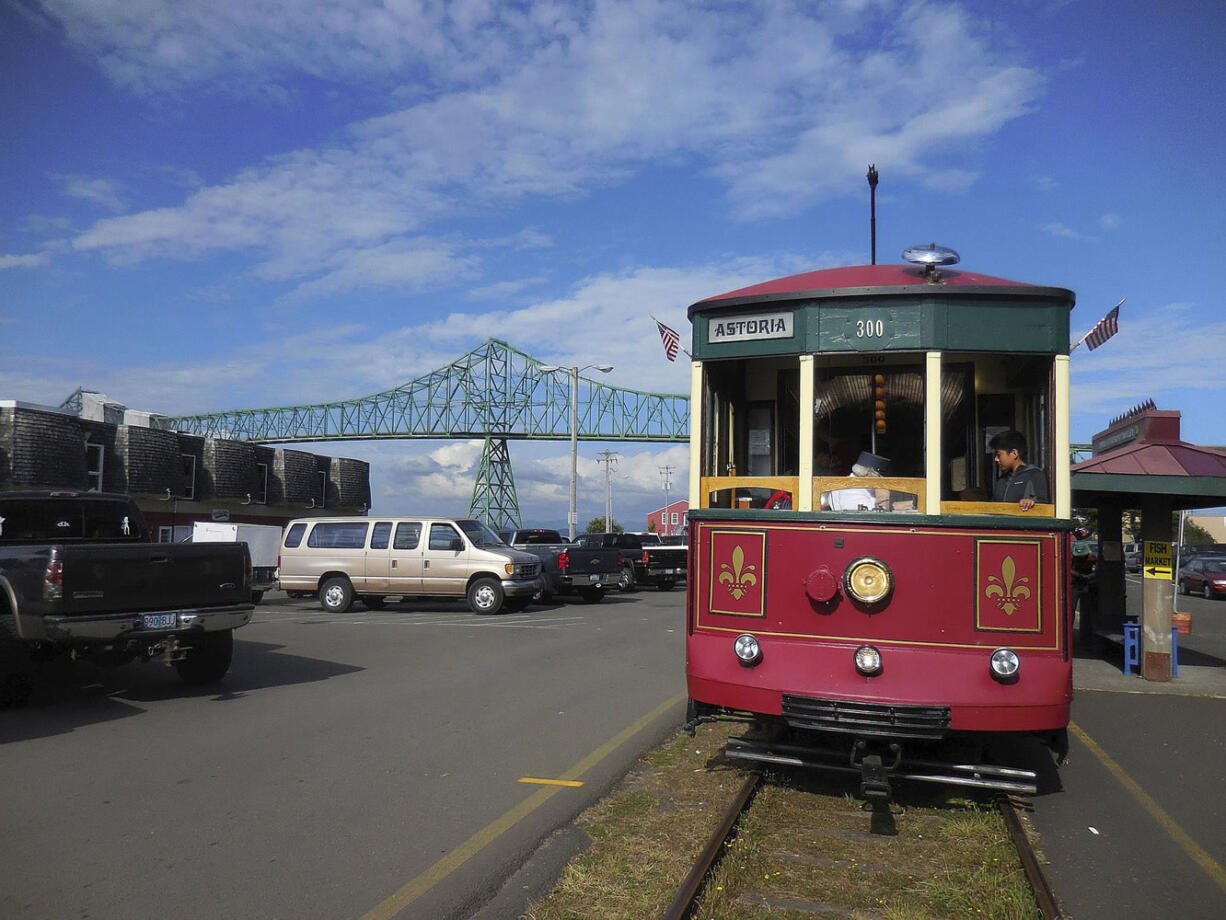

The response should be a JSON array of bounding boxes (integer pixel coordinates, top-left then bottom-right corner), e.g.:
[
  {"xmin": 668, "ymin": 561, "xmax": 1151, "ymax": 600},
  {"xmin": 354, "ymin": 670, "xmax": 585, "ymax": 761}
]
[{"xmin": 58, "ymin": 543, "xmax": 250, "ymax": 615}]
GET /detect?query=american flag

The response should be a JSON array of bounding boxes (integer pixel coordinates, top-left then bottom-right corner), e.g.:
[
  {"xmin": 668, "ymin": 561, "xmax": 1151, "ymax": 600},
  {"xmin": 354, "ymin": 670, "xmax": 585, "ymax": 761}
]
[
  {"xmin": 1085, "ymin": 300, "xmax": 1123, "ymax": 351},
  {"xmin": 655, "ymin": 318, "xmax": 680, "ymax": 361}
]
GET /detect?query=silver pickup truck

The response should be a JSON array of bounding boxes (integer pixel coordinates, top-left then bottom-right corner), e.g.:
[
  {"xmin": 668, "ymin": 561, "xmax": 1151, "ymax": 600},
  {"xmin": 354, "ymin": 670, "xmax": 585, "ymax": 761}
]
[{"xmin": 0, "ymin": 491, "xmax": 254, "ymax": 705}]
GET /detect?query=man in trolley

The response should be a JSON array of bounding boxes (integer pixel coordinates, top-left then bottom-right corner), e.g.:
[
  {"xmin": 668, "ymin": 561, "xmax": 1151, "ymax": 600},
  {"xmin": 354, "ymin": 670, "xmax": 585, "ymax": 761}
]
[{"xmin": 989, "ymin": 430, "xmax": 1049, "ymax": 512}]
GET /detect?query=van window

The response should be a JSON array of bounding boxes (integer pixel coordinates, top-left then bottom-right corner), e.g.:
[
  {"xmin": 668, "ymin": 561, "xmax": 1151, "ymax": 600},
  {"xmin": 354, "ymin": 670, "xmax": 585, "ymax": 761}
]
[
  {"xmin": 394, "ymin": 522, "xmax": 422, "ymax": 550},
  {"xmin": 284, "ymin": 522, "xmax": 307, "ymax": 548},
  {"xmin": 428, "ymin": 523, "xmax": 462, "ymax": 551},
  {"xmin": 371, "ymin": 522, "xmax": 392, "ymax": 549},
  {"xmin": 307, "ymin": 522, "xmax": 370, "ymax": 549}
]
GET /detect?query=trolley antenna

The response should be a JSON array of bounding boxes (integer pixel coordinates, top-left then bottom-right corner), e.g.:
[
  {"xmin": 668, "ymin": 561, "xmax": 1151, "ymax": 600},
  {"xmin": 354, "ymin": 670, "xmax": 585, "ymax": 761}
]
[{"xmin": 867, "ymin": 165, "xmax": 879, "ymax": 265}]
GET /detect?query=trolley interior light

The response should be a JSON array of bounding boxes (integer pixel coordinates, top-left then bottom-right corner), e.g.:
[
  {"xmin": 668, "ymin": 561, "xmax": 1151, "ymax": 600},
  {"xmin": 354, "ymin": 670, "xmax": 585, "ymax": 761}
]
[
  {"xmin": 990, "ymin": 648, "xmax": 1021, "ymax": 680},
  {"xmin": 733, "ymin": 634, "xmax": 762, "ymax": 666},
  {"xmin": 854, "ymin": 645, "xmax": 882, "ymax": 676},
  {"xmin": 843, "ymin": 557, "xmax": 893, "ymax": 604}
]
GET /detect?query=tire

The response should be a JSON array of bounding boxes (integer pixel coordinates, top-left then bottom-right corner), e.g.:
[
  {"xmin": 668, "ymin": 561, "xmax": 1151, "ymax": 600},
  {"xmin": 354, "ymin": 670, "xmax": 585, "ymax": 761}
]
[
  {"xmin": 579, "ymin": 586, "xmax": 606, "ymax": 603},
  {"xmin": 320, "ymin": 577, "xmax": 355, "ymax": 613},
  {"xmin": 658, "ymin": 578, "xmax": 676, "ymax": 592},
  {"xmin": 617, "ymin": 568, "xmax": 634, "ymax": 592},
  {"xmin": 174, "ymin": 630, "xmax": 234, "ymax": 685},
  {"xmin": 251, "ymin": 591, "xmax": 265, "ymax": 605},
  {"xmin": 0, "ymin": 605, "xmax": 34, "ymax": 708},
  {"xmin": 361, "ymin": 595, "xmax": 386, "ymax": 610},
  {"xmin": 468, "ymin": 577, "xmax": 505, "ymax": 615},
  {"xmin": 1203, "ymin": 584, "xmax": 1213, "ymax": 600},
  {"xmin": 1179, "ymin": 580, "xmax": 1188, "ymax": 595}
]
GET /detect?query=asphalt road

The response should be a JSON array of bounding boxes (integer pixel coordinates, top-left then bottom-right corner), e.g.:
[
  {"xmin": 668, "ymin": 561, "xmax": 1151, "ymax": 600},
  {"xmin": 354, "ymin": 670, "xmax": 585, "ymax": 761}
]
[
  {"xmin": 0, "ymin": 588, "xmax": 688, "ymax": 920},
  {"xmin": 1028, "ymin": 575, "xmax": 1226, "ymax": 918}
]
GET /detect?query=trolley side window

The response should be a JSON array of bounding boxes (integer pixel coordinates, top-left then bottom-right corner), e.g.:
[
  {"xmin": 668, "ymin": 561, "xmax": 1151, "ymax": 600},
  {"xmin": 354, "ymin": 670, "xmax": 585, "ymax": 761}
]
[{"xmin": 942, "ymin": 354, "xmax": 1054, "ymax": 509}]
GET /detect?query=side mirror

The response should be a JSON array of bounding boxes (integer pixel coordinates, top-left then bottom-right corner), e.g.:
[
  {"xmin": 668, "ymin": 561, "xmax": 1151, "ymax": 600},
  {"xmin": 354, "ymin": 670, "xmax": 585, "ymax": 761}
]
[{"xmin": 449, "ymin": 537, "xmax": 463, "ymax": 552}]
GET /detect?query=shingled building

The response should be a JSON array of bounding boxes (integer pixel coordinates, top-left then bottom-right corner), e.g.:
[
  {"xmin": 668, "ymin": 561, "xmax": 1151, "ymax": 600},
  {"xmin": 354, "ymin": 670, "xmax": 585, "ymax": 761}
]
[{"xmin": 1, "ymin": 394, "xmax": 369, "ymax": 541}]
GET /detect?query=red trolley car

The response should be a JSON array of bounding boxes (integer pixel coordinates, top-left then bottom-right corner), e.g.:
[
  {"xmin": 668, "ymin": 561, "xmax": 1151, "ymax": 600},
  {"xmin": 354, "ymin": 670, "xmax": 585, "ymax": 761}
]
[{"xmin": 683, "ymin": 246, "xmax": 1074, "ymax": 799}]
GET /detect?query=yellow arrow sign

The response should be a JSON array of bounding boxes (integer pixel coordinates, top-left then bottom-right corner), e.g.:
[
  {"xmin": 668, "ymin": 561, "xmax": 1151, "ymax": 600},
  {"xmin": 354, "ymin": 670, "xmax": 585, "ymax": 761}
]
[{"xmin": 1144, "ymin": 564, "xmax": 1172, "ymax": 580}]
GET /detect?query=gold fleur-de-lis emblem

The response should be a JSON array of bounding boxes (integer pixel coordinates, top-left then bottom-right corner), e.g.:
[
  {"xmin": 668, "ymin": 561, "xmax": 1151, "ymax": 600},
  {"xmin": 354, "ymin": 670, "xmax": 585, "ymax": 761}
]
[
  {"xmin": 718, "ymin": 544, "xmax": 758, "ymax": 600},
  {"xmin": 985, "ymin": 555, "xmax": 1031, "ymax": 615}
]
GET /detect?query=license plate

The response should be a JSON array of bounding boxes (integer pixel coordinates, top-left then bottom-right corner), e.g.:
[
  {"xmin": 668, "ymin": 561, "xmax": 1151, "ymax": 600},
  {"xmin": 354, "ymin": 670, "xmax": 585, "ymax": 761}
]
[
  {"xmin": 588, "ymin": 573, "xmax": 602, "ymax": 583},
  {"xmin": 663, "ymin": 568, "xmax": 675, "ymax": 575},
  {"xmin": 142, "ymin": 613, "xmax": 177, "ymax": 630}
]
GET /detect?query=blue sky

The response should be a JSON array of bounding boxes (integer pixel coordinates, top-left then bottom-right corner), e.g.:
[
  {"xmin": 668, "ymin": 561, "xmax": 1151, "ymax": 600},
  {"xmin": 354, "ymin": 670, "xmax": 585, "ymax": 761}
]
[{"xmin": 3, "ymin": 0, "xmax": 1225, "ymax": 527}]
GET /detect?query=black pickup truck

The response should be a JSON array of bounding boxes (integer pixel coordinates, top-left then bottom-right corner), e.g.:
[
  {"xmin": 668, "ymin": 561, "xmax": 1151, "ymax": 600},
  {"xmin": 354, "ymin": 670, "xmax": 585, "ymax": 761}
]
[
  {"xmin": 574, "ymin": 531, "xmax": 688, "ymax": 591},
  {"xmin": 0, "ymin": 491, "xmax": 254, "ymax": 704},
  {"xmin": 500, "ymin": 528, "xmax": 625, "ymax": 601}
]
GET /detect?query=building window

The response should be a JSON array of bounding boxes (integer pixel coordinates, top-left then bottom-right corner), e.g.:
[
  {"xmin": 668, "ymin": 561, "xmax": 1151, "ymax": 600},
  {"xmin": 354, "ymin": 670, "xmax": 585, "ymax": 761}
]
[
  {"xmin": 158, "ymin": 526, "xmax": 173, "ymax": 544},
  {"xmin": 317, "ymin": 470, "xmax": 327, "ymax": 508},
  {"xmin": 671, "ymin": 512, "xmax": 679, "ymax": 525},
  {"xmin": 255, "ymin": 462, "xmax": 268, "ymax": 505},
  {"xmin": 85, "ymin": 438, "xmax": 104, "ymax": 492},
  {"xmin": 181, "ymin": 454, "xmax": 196, "ymax": 500}
]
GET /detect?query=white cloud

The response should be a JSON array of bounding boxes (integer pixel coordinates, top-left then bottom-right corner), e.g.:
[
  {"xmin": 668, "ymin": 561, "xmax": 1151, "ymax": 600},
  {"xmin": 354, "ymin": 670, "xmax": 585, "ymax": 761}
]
[
  {"xmin": 50, "ymin": 0, "xmax": 1043, "ymax": 292},
  {"xmin": 53, "ymin": 173, "xmax": 127, "ymax": 212},
  {"xmin": 1099, "ymin": 213, "xmax": 1121, "ymax": 231},
  {"xmin": 0, "ymin": 252, "xmax": 53, "ymax": 269}
]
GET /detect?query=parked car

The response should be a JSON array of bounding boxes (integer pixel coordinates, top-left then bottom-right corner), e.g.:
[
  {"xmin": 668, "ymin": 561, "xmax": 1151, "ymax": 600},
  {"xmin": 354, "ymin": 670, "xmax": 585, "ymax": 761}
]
[
  {"xmin": 1177, "ymin": 555, "xmax": 1226, "ymax": 599},
  {"xmin": 278, "ymin": 516, "xmax": 541, "ymax": 614},
  {"xmin": 574, "ymin": 532, "xmax": 687, "ymax": 591},
  {"xmin": 0, "ymin": 491, "xmax": 254, "ymax": 700},
  {"xmin": 1123, "ymin": 541, "xmax": 1142, "ymax": 573},
  {"xmin": 499, "ymin": 528, "xmax": 622, "ymax": 600}
]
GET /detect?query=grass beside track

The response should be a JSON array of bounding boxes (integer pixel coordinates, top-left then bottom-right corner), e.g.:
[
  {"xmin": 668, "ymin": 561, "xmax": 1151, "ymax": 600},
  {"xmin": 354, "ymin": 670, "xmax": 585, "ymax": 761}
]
[{"xmin": 526, "ymin": 722, "xmax": 1042, "ymax": 920}]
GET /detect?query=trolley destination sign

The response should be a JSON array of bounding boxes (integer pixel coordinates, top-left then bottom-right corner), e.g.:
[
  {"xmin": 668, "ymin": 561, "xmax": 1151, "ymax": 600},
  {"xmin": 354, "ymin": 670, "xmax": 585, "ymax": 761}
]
[{"xmin": 707, "ymin": 311, "xmax": 794, "ymax": 343}]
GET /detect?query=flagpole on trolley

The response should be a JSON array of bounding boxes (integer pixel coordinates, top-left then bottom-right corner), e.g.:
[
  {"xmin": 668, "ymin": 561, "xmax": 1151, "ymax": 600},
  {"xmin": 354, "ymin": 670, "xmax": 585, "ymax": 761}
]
[
  {"xmin": 1071, "ymin": 297, "xmax": 1126, "ymax": 353},
  {"xmin": 649, "ymin": 314, "xmax": 692, "ymax": 360}
]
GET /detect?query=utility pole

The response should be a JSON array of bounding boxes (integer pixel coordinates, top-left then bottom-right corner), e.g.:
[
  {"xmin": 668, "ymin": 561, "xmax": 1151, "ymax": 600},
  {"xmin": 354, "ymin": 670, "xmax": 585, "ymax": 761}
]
[
  {"xmin": 659, "ymin": 464, "xmax": 675, "ymax": 534},
  {"xmin": 596, "ymin": 449, "xmax": 620, "ymax": 531}
]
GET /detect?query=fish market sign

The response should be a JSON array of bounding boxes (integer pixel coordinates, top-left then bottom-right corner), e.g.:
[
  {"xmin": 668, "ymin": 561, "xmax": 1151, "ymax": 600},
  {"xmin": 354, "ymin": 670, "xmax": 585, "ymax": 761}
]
[{"xmin": 708, "ymin": 311, "xmax": 794, "ymax": 344}]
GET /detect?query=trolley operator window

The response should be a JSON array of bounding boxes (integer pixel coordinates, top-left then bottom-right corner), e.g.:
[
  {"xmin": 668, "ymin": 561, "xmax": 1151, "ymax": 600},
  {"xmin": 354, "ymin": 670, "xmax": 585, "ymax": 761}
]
[{"xmin": 699, "ymin": 352, "xmax": 1055, "ymax": 514}]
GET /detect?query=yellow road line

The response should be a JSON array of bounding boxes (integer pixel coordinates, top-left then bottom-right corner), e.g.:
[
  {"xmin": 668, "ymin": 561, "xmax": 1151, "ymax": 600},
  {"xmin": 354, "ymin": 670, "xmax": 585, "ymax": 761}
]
[
  {"xmin": 359, "ymin": 691, "xmax": 687, "ymax": 920},
  {"xmin": 1070, "ymin": 721, "xmax": 1226, "ymax": 894},
  {"xmin": 519, "ymin": 777, "xmax": 585, "ymax": 787}
]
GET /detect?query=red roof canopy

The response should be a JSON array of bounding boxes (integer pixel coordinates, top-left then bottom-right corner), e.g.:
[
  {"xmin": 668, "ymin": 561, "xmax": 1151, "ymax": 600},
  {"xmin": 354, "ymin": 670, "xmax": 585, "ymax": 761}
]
[{"xmin": 697, "ymin": 263, "xmax": 1035, "ymax": 306}]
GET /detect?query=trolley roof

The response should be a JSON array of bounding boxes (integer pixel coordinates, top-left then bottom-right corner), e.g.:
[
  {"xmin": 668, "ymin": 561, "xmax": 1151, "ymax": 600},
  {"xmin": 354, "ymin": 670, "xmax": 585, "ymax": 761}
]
[{"xmin": 690, "ymin": 263, "xmax": 1074, "ymax": 315}]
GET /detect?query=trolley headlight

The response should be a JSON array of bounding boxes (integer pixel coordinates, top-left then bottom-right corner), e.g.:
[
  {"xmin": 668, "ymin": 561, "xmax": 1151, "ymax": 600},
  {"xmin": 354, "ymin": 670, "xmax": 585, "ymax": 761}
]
[
  {"xmin": 990, "ymin": 648, "xmax": 1021, "ymax": 682},
  {"xmin": 854, "ymin": 645, "xmax": 882, "ymax": 676},
  {"xmin": 733, "ymin": 634, "xmax": 762, "ymax": 667},
  {"xmin": 843, "ymin": 556, "xmax": 893, "ymax": 604}
]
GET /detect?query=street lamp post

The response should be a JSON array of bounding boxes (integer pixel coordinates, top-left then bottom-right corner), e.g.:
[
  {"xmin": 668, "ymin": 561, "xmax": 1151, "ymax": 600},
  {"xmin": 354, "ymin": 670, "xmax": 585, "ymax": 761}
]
[{"xmin": 540, "ymin": 362, "xmax": 614, "ymax": 540}]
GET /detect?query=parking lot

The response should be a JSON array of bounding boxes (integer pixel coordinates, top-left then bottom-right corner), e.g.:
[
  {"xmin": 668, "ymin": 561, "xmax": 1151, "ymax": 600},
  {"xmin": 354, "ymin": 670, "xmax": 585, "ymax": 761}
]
[{"xmin": 0, "ymin": 589, "xmax": 687, "ymax": 920}]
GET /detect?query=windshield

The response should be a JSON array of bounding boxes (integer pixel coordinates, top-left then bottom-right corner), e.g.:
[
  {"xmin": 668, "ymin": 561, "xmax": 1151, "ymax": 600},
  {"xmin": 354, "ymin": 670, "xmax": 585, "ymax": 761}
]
[{"xmin": 458, "ymin": 519, "xmax": 505, "ymax": 547}]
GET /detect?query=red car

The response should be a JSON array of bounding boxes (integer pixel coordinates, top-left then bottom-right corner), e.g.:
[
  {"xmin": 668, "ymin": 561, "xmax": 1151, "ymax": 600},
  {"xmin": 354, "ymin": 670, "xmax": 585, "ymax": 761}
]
[{"xmin": 1177, "ymin": 555, "xmax": 1226, "ymax": 599}]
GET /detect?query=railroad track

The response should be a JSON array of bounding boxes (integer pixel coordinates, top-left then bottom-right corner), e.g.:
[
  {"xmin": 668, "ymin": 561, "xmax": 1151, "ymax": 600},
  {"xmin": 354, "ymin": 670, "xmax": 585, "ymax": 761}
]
[{"xmin": 664, "ymin": 771, "xmax": 1065, "ymax": 919}]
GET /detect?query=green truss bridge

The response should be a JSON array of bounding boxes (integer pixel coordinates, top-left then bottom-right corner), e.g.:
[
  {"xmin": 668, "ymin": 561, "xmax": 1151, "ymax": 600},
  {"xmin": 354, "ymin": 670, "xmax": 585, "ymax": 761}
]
[{"xmin": 153, "ymin": 339, "xmax": 690, "ymax": 530}]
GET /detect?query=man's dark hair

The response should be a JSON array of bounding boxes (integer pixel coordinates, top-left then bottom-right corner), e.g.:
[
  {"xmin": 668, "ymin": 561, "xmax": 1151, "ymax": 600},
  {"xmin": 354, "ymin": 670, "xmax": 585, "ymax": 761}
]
[{"xmin": 989, "ymin": 429, "xmax": 1029, "ymax": 461}]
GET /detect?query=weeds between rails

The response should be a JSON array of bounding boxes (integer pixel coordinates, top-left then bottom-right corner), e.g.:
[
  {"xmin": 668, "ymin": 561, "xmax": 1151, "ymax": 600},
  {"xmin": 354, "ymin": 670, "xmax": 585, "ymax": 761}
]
[{"xmin": 526, "ymin": 723, "xmax": 1061, "ymax": 920}]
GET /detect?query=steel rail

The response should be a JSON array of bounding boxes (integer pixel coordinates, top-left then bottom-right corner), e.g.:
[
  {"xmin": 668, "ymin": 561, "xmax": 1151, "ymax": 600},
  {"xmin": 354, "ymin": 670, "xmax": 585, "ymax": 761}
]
[
  {"xmin": 662, "ymin": 771, "xmax": 761, "ymax": 920},
  {"xmin": 999, "ymin": 796, "xmax": 1066, "ymax": 920}
]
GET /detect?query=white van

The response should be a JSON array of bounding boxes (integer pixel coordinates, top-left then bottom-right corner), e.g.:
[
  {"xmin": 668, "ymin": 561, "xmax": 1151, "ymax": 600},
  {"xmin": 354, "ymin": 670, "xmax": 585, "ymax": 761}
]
[{"xmin": 278, "ymin": 517, "xmax": 542, "ymax": 615}]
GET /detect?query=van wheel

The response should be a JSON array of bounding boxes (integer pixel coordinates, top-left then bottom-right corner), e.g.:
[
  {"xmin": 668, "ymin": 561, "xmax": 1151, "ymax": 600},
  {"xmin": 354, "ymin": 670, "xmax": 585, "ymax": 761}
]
[
  {"xmin": 174, "ymin": 630, "xmax": 234, "ymax": 685},
  {"xmin": 361, "ymin": 595, "xmax": 386, "ymax": 610},
  {"xmin": 468, "ymin": 578, "xmax": 505, "ymax": 615},
  {"xmin": 617, "ymin": 568, "xmax": 634, "ymax": 592},
  {"xmin": 320, "ymin": 577, "xmax": 354, "ymax": 613}
]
